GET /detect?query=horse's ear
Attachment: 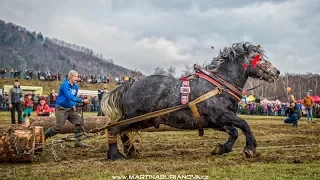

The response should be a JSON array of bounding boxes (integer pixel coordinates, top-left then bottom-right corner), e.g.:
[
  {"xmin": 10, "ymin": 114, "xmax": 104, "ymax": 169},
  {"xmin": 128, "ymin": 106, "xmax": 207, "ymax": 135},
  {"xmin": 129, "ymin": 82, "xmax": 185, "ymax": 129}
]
[{"xmin": 243, "ymin": 44, "xmax": 248, "ymax": 53}]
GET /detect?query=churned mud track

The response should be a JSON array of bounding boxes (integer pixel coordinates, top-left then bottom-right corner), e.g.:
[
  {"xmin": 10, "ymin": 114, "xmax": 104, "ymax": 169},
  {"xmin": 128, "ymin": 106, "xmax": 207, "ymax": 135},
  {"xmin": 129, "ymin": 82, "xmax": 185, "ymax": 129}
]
[{"xmin": 1, "ymin": 116, "xmax": 320, "ymax": 179}]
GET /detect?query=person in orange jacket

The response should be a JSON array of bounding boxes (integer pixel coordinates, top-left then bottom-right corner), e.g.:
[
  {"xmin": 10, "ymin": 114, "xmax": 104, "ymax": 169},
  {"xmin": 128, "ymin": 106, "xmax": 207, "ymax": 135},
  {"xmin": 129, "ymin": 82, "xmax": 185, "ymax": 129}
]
[
  {"xmin": 36, "ymin": 99, "xmax": 51, "ymax": 116},
  {"xmin": 303, "ymin": 92, "xmax": 315, "ymax": 123}
]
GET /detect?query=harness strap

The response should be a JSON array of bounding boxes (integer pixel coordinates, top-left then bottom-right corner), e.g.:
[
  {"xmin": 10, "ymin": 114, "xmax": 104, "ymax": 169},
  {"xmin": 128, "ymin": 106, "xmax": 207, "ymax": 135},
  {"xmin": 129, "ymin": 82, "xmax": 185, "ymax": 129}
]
[
  {"xmin": 188, "ymin": 87, "xmax": 223, "ymax": 136},
  {"xmin": 211, "ymin": 73, "xmax": 243, "ymax": 94},
  {"xmin": 193, "ymin": 66, "xmax": 243, "ymax": 100},
  {"xmin": 195, "ymin": 72, "xmax": 242, "ymax": 101},
  {"xmin": 188, "ymin": 103, "xmax": 203, "ymax": 136},
  {"xmin": 89, "ymin": 87, "xmax": 223, "ymax": 134}
]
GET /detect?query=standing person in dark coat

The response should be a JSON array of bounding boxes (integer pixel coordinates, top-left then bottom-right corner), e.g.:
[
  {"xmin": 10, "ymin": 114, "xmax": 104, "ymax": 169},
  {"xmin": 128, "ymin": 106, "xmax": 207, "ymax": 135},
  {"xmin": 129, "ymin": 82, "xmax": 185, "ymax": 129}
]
[
  {"xmin": 8, "ymin": 79, "xmax": 24, "ymax": 124},
  {"xmin": 97, "ymin": 83, "xmax": 109, "ymax": 116}
]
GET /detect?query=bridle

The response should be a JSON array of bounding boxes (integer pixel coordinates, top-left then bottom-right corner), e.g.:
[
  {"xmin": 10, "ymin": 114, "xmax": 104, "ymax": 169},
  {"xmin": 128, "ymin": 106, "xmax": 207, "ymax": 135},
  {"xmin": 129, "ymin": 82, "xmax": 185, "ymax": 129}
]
[{"xmin": 244, "ymin": 53, "xmax": 276, "ymax": 90}]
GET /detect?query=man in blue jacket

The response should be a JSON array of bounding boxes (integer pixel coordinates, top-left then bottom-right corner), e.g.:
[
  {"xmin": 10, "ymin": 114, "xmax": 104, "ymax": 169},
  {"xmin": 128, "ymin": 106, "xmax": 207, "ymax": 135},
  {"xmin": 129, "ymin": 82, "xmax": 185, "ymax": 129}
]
[{"xmin": 44, "ymin": 70, "xmax": 90, "ymax": 147}]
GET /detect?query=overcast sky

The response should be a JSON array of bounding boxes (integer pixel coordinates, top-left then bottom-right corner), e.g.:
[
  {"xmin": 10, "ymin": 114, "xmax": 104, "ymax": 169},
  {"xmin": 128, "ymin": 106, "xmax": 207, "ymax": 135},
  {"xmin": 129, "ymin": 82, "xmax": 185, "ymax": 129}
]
[{"xmin": 0, "ymin": 0, "xmax": 319, "ymax": 76}]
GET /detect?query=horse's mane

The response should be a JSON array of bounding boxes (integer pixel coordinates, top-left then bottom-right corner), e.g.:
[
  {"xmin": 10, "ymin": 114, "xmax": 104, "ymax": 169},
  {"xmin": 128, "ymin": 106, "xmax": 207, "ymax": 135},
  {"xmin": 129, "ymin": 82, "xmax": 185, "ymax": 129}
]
[{"xmin": 207, "ymin": 42, "xmax": 266, "ymax": 71}]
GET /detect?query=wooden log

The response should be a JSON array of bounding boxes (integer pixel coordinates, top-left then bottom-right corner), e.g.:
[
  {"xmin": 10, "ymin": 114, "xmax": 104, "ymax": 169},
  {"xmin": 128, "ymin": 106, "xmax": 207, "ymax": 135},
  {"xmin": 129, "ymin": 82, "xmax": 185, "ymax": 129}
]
[
  {"xmin": 0, "ymin": 126, "xmax": 35, "ymax": 163},
  {"xmin": 34, "ymin": 126, "xmax": 45, "ymax": 152},
  {"xmin": 27, "ymin": 116, "xmax": 110, "ymax": 133}
]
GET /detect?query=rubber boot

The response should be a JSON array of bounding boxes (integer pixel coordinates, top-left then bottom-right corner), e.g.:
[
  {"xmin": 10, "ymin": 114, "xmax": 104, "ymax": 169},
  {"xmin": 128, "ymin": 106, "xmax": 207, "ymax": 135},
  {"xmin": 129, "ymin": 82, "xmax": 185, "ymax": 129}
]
[
  {"xmin": 44, "ymin": 128, "xmax": 52, "ymax": 140},
  {"xmin": 74, "ymin": 141, "xmax": 89, "ymax": 148},
  {"xmin": 74, "ymin": 125, "xmax": 89, "ymax": 148}
]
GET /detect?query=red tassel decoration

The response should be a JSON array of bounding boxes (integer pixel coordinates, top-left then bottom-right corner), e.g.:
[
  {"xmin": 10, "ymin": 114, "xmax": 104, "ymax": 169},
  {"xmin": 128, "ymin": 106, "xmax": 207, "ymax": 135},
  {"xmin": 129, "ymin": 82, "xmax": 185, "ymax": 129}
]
[{"xmin": 252, "ymin": 54, "xmax": 260, "ymax": 68}]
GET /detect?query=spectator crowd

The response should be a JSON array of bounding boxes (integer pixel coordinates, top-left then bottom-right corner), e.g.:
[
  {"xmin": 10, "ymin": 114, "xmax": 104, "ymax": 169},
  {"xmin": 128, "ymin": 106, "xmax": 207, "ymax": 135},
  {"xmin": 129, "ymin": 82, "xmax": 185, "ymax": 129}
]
[
  {"xmin": 0, "ymin": 90, "xmax": 103, "ymax": 114},
  {"xmin": 0, "ymin": 91, "xmax": 99, "ymax": 112},
  {"xmin": 238, "ymin": 101, "xmax": 320, "ymax": 118},
  {"xmin": 0, "ymin": 67, "xmax": 137, "ymax": 84}
]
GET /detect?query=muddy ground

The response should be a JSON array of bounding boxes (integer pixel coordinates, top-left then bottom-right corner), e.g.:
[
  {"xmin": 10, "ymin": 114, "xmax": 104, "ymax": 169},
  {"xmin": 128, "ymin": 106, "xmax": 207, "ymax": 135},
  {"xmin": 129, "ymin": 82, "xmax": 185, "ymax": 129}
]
[{"xmin": 0, "ymin": 113, "xmax": 320, "ymax": 180}]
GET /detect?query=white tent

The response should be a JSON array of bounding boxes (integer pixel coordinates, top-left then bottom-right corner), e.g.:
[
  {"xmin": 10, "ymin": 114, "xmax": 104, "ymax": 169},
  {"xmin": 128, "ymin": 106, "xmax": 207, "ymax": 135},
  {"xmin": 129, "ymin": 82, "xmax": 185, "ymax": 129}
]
[
  {"xmin": 260, "ymin": 98, "xmax": 271, "ymax": 104},
  {"xmin": 271, "ymin": 99, "xmax": 281, "ymax": 104},
  {"xmin": 78, "ymin": 90, "xmax": 98, "ymax": 97}
]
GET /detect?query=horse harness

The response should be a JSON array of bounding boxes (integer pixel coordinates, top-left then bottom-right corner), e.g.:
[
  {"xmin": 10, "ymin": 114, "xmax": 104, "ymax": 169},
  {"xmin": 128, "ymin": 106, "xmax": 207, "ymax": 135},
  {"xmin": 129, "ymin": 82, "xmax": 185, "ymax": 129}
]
[
  {"xmin": 180, "ymin": 65, "xmax": 242, "ymax": 136},
  {"xmin": 89, "ymin": 65, "xmax": 243, "ymax": 137}
]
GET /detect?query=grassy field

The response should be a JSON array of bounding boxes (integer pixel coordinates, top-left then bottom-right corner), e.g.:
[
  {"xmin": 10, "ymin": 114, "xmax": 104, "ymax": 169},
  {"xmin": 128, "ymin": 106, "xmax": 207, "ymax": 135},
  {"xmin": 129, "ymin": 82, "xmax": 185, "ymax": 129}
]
[
  {"xmin": 0, "ymin": 78, "xmax": 118, "ymax": 94},
  {"xmin": 0, "ymin": 111, "xmax": 320, "ymax": 180}
]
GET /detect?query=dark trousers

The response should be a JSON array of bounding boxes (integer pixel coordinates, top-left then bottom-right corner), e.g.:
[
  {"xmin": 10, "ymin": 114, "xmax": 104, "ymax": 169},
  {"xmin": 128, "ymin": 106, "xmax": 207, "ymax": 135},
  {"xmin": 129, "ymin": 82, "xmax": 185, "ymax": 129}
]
[
  {"xmin": 45, "ymin": 106, "xmax": 83, "ymax": 139},
  {"xmin": 284, "ymin": 114, "xmax": 300, "ymax": 125},
  {"xmin": 38, "ymin": 112, "xmax": 50, "ymax": 116},
  {"xmin": 11, "ymin": 103, "xmax": 22, "ymax": 124},
  {"xmin": 97, "ymin": 102, "xmax": 105, "ymax": 116},
  {"xmin": 97, "ymin": 110, "xmax": 105, "ymax": 116}
]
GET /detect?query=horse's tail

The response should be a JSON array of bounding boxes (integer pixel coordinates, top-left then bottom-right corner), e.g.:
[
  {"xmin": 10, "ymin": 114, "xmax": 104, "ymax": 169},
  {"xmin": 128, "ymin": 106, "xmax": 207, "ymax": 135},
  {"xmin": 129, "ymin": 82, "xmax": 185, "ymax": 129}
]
[{"xmin": 101, "ymin": 83, "xmax": 132, "ymax": 124}]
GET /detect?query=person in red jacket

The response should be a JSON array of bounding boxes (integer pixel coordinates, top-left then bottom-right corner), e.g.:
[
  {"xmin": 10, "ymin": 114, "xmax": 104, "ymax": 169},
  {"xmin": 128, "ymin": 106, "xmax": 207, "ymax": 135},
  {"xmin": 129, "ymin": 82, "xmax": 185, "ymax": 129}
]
[{"xmin": 36, "ymin": 99, "xmax": 50, "ymax": 116}]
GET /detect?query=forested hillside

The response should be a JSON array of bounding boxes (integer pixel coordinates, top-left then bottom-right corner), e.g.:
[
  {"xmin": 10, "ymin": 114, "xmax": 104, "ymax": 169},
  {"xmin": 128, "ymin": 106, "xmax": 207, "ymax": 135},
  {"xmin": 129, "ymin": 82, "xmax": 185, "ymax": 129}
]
[{"xmin": 0, "ymin": 19, "xmax": 143, "ymax": 79}]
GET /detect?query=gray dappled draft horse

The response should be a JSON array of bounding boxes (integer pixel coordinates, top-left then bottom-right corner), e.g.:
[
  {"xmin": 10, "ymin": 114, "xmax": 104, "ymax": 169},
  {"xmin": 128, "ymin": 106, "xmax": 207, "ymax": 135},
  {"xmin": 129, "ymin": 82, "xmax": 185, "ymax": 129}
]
[{"xmin": 100, "ymin": 42, "xmax": 280, "ymax": 160}]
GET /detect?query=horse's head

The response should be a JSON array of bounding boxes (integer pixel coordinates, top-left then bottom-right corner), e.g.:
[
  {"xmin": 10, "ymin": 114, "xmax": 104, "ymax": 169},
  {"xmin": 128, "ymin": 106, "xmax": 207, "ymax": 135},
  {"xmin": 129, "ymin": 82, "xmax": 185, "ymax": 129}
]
[
  {"xmin": 206, "ymin": 42, "xmax": 280, "ymax": 87},
  {"xmin": 244, "ymin": 45, "xmax": 280, "ymax": 82}
]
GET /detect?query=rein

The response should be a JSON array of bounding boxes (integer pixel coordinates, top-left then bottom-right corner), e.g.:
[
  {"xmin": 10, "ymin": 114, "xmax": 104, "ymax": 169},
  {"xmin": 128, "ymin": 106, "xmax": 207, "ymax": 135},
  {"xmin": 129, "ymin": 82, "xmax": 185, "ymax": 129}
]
[
  {"xmin": 245, "ymin": 81, "xmax": 264, "ymax": 91},
  {"xmin": 212, "ymin": 70, "xmax": 264, "ymax": 93}
]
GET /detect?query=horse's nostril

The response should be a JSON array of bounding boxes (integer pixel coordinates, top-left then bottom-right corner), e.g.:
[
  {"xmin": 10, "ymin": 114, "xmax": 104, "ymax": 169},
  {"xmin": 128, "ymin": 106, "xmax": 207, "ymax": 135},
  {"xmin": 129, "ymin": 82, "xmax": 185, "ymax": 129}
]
[{"xmin": 277, "ymin": 70, "xmax": 280, "ymax": 75}]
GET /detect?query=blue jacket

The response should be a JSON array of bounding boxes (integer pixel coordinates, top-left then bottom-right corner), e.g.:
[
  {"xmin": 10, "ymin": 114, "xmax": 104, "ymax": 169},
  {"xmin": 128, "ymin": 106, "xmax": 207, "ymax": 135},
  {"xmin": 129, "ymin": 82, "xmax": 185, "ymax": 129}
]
[{"xmin": 56, "ymin": 79, "xmax": 82, "ymax": 108}]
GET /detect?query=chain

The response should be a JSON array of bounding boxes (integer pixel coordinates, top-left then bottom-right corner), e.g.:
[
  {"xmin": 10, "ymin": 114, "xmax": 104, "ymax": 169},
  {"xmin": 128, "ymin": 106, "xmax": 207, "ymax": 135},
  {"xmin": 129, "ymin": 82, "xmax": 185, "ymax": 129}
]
[
  {"xmin": 50, "ymin": 140, "xmax": 65, "ymax": 162},
  {"xmin": 11, "ymin": 135, "xmax": 28, "ymax": 161}
]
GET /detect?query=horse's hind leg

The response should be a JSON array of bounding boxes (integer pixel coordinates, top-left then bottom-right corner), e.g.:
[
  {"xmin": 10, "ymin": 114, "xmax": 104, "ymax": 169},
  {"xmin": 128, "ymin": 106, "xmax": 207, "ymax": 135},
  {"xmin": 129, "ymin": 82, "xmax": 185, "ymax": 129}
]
[
  {"xmin": 106, "ymin": 126, "xmax": 127, "ymax": 160},
  {"xmin": 211, "ymin": 125, "xmax": 238, "ymax": 155},
  {"xmin": 121, "ymin": 133, "xmax": 140, "ymax": 158}
]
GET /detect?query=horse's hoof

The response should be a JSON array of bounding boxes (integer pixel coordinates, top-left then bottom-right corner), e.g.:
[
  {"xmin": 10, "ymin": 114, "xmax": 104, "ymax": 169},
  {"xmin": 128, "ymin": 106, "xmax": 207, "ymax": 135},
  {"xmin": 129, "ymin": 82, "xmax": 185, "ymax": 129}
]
[
  {"xmin": 127, "ymin": 150, "xmax": 140, "ymax": 159},
  {"xmin": 107, "ymin": 152, "xmax": 126, "ymax": 161},
  {"xmin": 211, "ymin": 143, "xmax": 224, "ymax": 155},
  {"xmin": 243, "ymin": 149, "xmax": 255, "ymax": 158}
]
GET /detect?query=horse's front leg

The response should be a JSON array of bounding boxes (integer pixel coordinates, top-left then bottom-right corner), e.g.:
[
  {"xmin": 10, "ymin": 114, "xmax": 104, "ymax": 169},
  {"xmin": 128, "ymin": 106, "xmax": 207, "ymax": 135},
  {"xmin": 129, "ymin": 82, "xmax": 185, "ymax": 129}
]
[
  {"xmin": 211, "ymin": 125, "xmax": 238, "ymax": 155},
  {"xmin": 216, "ymin": 113, "xmax": 257, "ymax": 158}
]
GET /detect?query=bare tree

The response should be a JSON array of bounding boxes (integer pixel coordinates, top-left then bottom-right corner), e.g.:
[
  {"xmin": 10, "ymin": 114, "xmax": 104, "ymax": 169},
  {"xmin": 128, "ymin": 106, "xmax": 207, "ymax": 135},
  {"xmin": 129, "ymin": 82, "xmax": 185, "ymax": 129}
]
[
  {"xmin": 181, "ymin": 64, "xmax": 193, "ymax": 77},
  {"xmin": 153, "ymin": 67, "xmax": 167, "ymax": 75},
  {"xmin": 243, "ymin": 73, "xmax": 320, "ymax": 102},
  {"xmin": 167, "ymin": 66, "xmax": 176, "ymax": 78}
]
